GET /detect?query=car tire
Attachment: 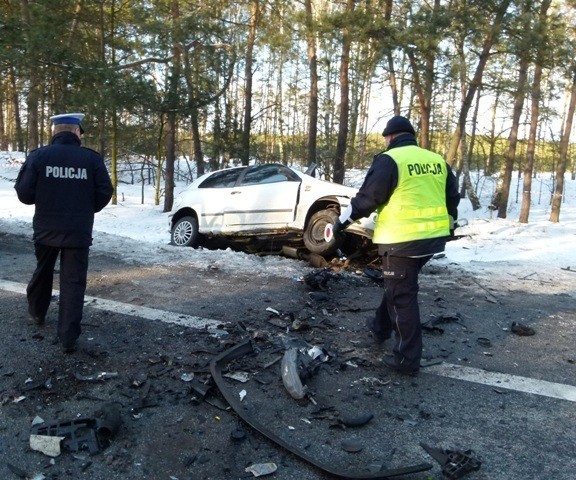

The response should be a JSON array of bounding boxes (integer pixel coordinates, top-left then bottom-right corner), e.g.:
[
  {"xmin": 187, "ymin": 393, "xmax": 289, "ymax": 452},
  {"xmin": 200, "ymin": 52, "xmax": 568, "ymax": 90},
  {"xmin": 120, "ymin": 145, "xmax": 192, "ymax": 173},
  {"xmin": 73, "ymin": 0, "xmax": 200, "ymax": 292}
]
[
  {"xmin": 303, "ymin": 209, "xmax": 343, "ymax": 256},
  {"xmin": 171, "ymin": 216, "xmax": 200, "ymax": 247}
]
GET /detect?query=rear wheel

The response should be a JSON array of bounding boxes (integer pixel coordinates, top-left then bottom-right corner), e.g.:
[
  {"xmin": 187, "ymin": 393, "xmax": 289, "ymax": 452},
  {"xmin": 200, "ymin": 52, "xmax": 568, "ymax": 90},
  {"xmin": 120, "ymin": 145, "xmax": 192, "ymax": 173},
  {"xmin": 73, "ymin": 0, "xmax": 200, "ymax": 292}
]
[
  {"xmin": 171, "ymin": 216, "xmax": 200, "ymax": 247},
  {"xmin": 303, "ymin": 209, "xmax": 343, "ymax": 256}
]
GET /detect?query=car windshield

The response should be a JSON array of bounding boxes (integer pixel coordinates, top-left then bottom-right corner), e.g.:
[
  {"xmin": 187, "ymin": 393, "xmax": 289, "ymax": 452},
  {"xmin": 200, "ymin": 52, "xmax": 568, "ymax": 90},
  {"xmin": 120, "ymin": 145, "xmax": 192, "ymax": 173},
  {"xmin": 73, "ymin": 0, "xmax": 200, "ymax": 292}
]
[
  {"xmin": 239, "ymin": 164, "xmax": 300, "ymax": 186},
  {"xmin": 198, "ymin": 168, "xmax": 244, "ymax": 188}
]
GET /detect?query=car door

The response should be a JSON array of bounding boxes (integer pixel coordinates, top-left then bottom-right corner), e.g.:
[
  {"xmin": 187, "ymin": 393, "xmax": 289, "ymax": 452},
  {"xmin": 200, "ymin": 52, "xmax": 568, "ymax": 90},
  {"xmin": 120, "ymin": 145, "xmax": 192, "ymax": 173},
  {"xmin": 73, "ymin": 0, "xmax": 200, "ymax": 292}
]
[
  {"xmin": 222, "ymin": 164, "xmax": 301, "ymax": 231},
  {"xmin": 195, "ymin": 168, "xmax": 245, "ymax": 232}
]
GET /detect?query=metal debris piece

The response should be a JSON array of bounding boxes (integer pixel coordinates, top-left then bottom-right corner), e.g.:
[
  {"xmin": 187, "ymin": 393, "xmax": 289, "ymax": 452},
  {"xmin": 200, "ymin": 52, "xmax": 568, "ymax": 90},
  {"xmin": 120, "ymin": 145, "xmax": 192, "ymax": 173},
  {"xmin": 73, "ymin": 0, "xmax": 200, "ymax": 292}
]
[
  {"xmin": 130, "ymin": 372, "xmax": 148, "ymax": 388},
  {"xmin": 245, "ymin": 462, "xmax": 277, "ymax": 477},
  {"xmin": 74, "ymin": 371, "xmax": 118, "ymax": 382},
  {"xmin": 224, "ymin": 371, "xmax": 250, "ymax": 383},
  {"xmin": 420, "ymin": 443, "xmax": 481, "ymax": 479}
]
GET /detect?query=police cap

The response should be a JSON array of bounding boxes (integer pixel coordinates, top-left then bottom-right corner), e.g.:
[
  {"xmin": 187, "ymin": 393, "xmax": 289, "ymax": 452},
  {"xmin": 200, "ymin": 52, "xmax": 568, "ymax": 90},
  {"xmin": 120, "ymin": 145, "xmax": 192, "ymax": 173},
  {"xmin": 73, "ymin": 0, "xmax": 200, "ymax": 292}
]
[{"xmin": 50, "ymin": 113, "xmax": 85, "ymax": 134}]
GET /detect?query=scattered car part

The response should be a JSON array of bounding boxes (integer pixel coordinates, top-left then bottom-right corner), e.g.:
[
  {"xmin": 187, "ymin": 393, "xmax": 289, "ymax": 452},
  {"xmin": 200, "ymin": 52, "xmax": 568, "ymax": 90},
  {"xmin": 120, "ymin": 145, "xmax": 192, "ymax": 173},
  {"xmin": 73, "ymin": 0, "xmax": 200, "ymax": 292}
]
[
  {"xmin": 420, "ymin": 443, "xmax": 481, "ymax": 479},
  {"xmin": 30, "ymin": 403, "xmax": 122, "ymax": 454},
  {"xmin": 73, "ymin": 371, "xmax": 118, "ymax": 382},
  {"xmin": 303, "ymin": 268, "xmax": 336, "ymax": 290},
  {"xmin": 210, "ymin": 340, "xmax": 432, "ymax": 479},
  {"xmin": 245, "ymin": 462, "xmax": 277, "ymax": 477},
  {"xmin": 281, "ymin": 348, "xmax": 306, "ymax": 399}
]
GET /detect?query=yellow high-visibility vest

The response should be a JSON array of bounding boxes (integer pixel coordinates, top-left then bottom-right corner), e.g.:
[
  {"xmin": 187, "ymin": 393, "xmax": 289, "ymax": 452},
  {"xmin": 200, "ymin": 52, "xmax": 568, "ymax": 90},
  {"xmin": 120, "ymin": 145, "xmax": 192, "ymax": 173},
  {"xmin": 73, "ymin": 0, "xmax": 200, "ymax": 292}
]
[{"xmin": 373, "ymin": 145, "xmax": 450, "ymax": 244}]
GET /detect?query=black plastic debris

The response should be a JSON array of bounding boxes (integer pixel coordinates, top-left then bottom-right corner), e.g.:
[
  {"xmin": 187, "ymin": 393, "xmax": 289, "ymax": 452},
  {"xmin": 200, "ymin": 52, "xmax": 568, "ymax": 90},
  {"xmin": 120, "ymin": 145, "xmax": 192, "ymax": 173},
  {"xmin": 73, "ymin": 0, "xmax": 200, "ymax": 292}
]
[
  {"xmin": 420, "ymin": 443, "xmax": 481, "ymax": 479},
  {"xmin": 303, "ymin": 269, "xmax": 336, "ymax": 290},
  {"xmin": 31, "ymin": 403, "xmax": 122, "ymax": 454},
  {"xmin": 230, "ymin": 428, "xmax": 247, "ymax": 442},
  {"xmin": 476, "ymin": 337, "xmax": 492, "ymax": 347},
  {"xmin": 510, "ymin": 322, "xmax": 535, "ymax": 336},
  {"xmin": 422, "ymin": 313, "xmax": 466, "ymax": 334},
  {"xmin": 333, "ymin": 413, "xmax": 374, "ymax": 429}
]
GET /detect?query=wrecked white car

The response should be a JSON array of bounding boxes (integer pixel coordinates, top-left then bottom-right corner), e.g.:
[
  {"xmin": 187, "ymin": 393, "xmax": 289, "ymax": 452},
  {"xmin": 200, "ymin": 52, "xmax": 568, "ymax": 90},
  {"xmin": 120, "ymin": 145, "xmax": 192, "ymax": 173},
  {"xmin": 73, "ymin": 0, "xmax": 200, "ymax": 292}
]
[{"xmin": 169, "ymin": 163, "xmax": 375, "ymax": 256}]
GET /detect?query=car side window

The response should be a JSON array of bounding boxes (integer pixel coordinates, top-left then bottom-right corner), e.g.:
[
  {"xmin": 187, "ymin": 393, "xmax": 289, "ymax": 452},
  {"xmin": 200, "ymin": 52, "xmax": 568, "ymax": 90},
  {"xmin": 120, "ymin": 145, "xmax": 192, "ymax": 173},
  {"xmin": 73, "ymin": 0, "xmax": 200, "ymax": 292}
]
[
  {"xmin": 240, "ymin": 165, "xmax": 300, "ymax": 186},
  {"xmin": 198, "ymin": 169, "xmax": 243, "ymax": 188}
]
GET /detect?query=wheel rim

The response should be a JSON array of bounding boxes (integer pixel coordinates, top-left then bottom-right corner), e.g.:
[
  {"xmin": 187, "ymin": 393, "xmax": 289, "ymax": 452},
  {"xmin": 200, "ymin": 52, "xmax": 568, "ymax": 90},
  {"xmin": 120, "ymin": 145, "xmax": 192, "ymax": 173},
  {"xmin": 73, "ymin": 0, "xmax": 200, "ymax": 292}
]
[
  {"xmin": 173, "ymin": 220, "xmax": 194, "ymax": 246},
  {"xmin": 308, "ymin": 218, "xmax": 328, "ymax": 246}
]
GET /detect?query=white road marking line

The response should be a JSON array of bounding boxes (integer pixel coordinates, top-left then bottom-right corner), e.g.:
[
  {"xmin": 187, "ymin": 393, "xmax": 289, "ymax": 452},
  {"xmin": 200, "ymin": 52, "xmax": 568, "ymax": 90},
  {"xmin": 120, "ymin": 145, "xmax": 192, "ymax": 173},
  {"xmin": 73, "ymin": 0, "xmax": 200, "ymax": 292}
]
[
  {"xmin": 425, "ymin": 362, "xmax": 576, "ymax": 402},
  {"xmin": 3, "ymin": 279, "xmax": 576, "ymax": 402},
  {"xmin": 0, "ymin": 279, "xmax": 224, "ymax": 330}
]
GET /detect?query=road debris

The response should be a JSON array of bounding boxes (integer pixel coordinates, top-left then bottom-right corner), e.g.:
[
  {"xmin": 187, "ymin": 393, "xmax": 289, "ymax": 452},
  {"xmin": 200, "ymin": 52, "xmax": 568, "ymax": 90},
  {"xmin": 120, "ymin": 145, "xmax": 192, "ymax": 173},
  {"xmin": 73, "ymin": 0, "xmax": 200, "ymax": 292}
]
[
  {"xmin": 281, "ymin": 348, "xmax": 306, "ymax": 399},
  {"xmin": 341, "ymin": 438, "xmax": 363, "ymax": 453},
  {"xmin": 420, "ymin": 443, "xmax": 481, "ymax": 479},
  {"xmin": 30, "ymin": 403, "xmax": 122, "ymax": 455},
  {"xmin": 245, "ymin": 462, "xmax": 277, "ymax": 477},
  {"xmin": 29, "ymin": 434, "xmax": 65, "ymax": 457},
  {"xmin": 73, "ymin": 371, "xmax": 119, "ymax": 382},
  {"xmin": 210, "ymin": 339, "xmax": 433, "ymax": 478},
  {"xmin": 510, "ymin": 322, "xmax": 536, "ymax": 336}
]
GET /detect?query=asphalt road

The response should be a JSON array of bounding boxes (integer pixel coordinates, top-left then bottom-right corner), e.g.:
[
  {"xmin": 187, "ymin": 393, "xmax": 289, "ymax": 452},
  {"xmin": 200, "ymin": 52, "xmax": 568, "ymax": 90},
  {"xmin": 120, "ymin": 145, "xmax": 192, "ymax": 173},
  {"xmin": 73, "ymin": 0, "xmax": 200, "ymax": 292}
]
[{"xmin": 1, "ymin": 228, "xmax": 575, "ymax": 480}]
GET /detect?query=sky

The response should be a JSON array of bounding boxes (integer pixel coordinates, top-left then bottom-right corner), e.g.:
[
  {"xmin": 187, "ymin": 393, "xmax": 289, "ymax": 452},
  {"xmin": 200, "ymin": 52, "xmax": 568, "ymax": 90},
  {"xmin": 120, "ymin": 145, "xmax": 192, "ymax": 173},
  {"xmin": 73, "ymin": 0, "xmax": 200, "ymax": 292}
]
[{"xmin": 0, "ymin": 151, "xmax": 574, "ymax": 293}]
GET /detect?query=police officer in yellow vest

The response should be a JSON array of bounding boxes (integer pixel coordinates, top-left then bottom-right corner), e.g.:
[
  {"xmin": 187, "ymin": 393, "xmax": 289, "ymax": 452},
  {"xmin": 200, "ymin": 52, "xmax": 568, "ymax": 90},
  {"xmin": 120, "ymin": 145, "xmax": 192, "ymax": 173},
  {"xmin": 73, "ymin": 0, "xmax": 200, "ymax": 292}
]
[{"xmin": 333, "ymin": 115, "xmax": 460, "ymax": 375}]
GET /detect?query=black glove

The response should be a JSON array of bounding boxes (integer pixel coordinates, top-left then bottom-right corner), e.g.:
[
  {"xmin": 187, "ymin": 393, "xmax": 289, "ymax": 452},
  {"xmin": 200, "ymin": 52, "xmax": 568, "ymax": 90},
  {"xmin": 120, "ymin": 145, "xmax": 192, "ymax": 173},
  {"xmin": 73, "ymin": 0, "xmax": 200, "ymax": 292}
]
[{"xmin": 332, "ymin": 218, "xmax": 344, "ymax": 235}]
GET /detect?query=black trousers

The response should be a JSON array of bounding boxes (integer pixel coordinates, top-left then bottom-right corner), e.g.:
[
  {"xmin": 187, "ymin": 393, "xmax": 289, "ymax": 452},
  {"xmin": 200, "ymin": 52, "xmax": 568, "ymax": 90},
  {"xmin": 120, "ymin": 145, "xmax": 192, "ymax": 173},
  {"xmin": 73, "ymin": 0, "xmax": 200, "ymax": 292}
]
[
  {"xmin": 27, "ymin": 244, "xmax": 89, "ymax": 346},
  {"xmin": 372, "ymin": 254, "xmax": 432, "ymax": 370}
]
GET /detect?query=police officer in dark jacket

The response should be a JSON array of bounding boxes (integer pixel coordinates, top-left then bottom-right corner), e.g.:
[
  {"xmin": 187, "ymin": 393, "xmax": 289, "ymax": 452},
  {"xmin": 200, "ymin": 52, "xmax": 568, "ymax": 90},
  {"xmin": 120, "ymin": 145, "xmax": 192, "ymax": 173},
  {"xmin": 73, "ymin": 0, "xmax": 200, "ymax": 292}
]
[
  {"xmin": 15, "ymin": 113, "xmax": 113, "ymax": 353},
  {"xmin": 332, "ymin": 115, "xmax": 460, "ymax": 375}
]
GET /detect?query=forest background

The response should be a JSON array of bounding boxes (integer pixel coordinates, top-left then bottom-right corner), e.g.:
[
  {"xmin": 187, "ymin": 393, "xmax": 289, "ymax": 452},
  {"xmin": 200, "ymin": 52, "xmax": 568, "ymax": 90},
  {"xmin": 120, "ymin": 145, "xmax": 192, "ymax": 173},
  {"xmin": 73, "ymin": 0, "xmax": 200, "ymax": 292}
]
[{"xmin": 1, "ymin": 0, "xmax": 575, "ymax": 224}]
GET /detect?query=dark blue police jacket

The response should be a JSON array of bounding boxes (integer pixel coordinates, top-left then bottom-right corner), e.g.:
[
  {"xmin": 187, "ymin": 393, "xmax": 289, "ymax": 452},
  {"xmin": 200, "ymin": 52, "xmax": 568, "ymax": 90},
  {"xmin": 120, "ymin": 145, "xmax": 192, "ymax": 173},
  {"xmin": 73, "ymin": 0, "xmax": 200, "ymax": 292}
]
[{"xmin": 15, "ymin": 131, "xmax": 113, "ymax": 247}]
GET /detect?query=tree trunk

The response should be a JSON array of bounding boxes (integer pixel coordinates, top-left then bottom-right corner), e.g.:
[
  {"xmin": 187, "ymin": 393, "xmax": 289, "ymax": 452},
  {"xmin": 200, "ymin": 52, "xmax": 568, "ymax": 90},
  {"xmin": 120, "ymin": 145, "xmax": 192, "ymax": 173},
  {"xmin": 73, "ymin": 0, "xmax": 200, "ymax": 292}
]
[
  {"xmin": 492, "ymin": 58, "xmax": 529, "ymax": 219},
  {"xmin": 333, "ymin": 0, "xmax": 353, "ymax": 185},
  {"xmin": 163, "ymin": 0, "xmax": 182, "ymax": 213},
  {"xmin": 241, "ymin": 0, "xmax": 260, "ymax": 166},
  {"xmin": 520, "ymin": 0, "xmax": 551, "ymax": 223},
  {"xmin": 550, "ymin": 69, "xmax": 576, "ymax": 222},
  {"xmin": 305, "ymin": 0, "xmax": 318, "ymax": 169},
  {"xmin": 191, "ymin": 106, "xmax": 204, "ymax": 176}
]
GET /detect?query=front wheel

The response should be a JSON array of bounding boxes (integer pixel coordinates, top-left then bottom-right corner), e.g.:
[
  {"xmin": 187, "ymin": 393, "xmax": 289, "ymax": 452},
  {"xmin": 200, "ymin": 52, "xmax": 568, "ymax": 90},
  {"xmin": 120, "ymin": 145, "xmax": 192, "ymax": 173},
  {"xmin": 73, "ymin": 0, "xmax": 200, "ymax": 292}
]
[
  {"xmin": 171, "ymin": 216, "xmax": 200, "ymax": 247},
  {"xmin": 303, "ymin": 209, "xmax": 344, "ymax": 256}
]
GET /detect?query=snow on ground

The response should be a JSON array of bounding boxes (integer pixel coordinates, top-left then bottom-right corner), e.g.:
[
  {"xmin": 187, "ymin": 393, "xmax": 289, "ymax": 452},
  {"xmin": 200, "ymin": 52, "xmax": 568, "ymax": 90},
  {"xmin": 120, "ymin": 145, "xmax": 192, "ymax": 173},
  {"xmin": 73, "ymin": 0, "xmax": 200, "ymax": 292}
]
[{"xmin": 1, "ymin": 151, "xmax": 575, "ymax": 290}]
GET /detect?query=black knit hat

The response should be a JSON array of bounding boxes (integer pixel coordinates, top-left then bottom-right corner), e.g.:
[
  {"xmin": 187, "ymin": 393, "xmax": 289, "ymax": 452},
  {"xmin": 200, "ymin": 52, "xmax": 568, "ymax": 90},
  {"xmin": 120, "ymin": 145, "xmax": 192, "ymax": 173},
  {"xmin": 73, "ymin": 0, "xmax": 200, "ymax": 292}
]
[{"xmin": 382, "ymin": 115, "xmax": 415, "ymax": 137}]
